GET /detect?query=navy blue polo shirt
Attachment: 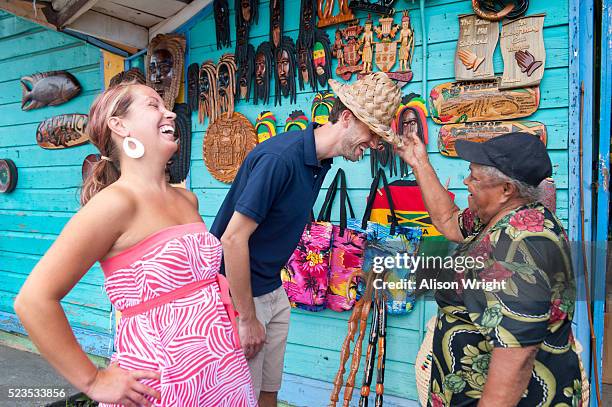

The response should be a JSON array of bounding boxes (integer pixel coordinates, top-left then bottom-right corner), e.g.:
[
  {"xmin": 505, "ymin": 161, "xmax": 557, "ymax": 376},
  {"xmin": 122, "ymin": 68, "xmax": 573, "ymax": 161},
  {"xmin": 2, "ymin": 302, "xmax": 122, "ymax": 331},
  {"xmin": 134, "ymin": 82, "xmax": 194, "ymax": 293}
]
[{"xmin": 210, "ymin": 123, "xmax": 332, "ymax": 297}]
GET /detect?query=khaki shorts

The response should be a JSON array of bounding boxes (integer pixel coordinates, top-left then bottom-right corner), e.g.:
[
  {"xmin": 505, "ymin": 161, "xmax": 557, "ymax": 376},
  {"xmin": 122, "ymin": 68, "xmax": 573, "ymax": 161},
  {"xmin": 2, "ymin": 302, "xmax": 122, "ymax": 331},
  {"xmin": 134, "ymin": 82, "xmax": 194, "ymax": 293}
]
[{"xmin": 248, "ymin": 286, "xmax": 291, "ymax": 397}]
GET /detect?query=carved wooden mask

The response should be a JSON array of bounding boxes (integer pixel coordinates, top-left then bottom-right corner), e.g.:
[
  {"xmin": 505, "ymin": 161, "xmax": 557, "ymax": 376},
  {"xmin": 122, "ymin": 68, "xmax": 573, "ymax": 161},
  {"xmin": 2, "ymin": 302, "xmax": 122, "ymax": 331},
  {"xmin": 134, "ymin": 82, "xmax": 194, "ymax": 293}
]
[
  {"xmin": 168, "ymin": 103, "xmax": 192, "ymax": 184},
  {"xmin": 214, "ymin": 0, "xmax": 231, "ymax": 49},
  {"xmin": 198, "ymin": 61, "xmax": 218, "ymax": 124},
  {"xmin": 146, "ymin": 34, "xmax": 186, "ymax": 111},
  {"xmin": 313, "ymin": 29, "xmax": 332, "ymax": 88},
  {"xmin": 274, "ymin": 36, "xmax": 297, "ymax": 106},
  {"xmin": 269, "ymin": 0, "xmax": 283, "ymax": 49},
  {"xmin": 236, "ymin": 44, "xmax": 255, "ymax": 102},
  {"xmin": 217, "ymin": 54, "xmax": 237, "ymax": 117},
  {"xmin": 254, "ymin": 41, "xmax": 274, "ymax": 105},
  {"xmin": 187, "ymin": 63, "xmax": 200, "ymax": 111}
]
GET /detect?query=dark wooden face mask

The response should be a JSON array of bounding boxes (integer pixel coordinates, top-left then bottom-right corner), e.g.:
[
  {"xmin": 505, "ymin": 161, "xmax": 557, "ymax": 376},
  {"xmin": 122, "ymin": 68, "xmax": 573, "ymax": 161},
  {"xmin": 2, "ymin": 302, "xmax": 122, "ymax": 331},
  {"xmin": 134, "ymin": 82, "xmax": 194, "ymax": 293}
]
[
  {"xmin": 146, "ymin": 34, "xmax": 186, "ymax": 111},
  {"xmin": 269, "ymin": 0, "xmax": 283, "ymax": 49},
  {"xmin": 217, "ymin": 54, "xmax": 237, "ymax": 118},
  {"xmin": 198, "ymin": 61, "xmax": 218, "ymax": 124},
  {"xmin": 214, "ymin": 0, "xmax": 231, "ymax": 49},
  {"xmin": 168, "ymin": 103, "xmax": 192, "ymax": 184},
  {"xmin": 236, "ymin": 45, "xmax": 255, "ymax": 102},
  {"xmin": 21, "ymin": 70, "xmax": 81, "ymax": 111},
  {"xmin": 187, "ymin": 63, "xmax": 200, "ymax": 112},
  {"xmin": 254, "ymin": 41, "xmax": 273, "ymax": 105},
  {"xmin": 36, "ymin": 114, "xmax": 89, "ymax": 149},
  {"xmin": 274, "ymin": 36, "xmax": 297, "ymax": 106},
  {"xmin": 108, "ymin": 68, "xmax": 145, "ymax": 88}
]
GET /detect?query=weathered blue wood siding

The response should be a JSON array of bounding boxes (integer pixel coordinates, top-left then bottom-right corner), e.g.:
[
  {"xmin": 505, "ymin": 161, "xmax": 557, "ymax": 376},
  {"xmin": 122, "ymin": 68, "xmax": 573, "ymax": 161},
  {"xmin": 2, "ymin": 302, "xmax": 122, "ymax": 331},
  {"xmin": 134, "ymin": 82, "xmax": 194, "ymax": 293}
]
[
  {"xmin": 0, "ymin": 10, "xmax": 113, "ymax": 356},
  {"xmin": 185, "ymin": 0, "xmax": 570, "ymax": 404}
]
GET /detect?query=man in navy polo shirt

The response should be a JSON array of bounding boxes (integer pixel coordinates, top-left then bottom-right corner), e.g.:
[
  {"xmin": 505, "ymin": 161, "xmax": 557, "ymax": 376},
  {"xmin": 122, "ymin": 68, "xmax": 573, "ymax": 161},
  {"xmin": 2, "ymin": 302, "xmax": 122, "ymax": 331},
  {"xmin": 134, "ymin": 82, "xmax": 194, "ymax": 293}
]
[{"xmin": 210, "ymin": 72, "xmax": 402, "ymax": 406}]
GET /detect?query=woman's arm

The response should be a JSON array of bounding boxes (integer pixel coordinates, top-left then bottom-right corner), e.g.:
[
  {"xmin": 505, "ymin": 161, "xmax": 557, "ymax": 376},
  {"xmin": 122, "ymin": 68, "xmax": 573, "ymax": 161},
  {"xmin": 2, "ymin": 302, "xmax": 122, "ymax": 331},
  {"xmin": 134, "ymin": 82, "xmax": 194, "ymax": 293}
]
[
  {"xmin": 14, "ymin": 186, "xmax": 160, "ymax": 406},
  {"xmin": 478, "ymin": 346, "xmax": 538, "ymax": 406},
  {"xmin": 395, "ymin": 133, "xmax": 463, "ymax": 242}
]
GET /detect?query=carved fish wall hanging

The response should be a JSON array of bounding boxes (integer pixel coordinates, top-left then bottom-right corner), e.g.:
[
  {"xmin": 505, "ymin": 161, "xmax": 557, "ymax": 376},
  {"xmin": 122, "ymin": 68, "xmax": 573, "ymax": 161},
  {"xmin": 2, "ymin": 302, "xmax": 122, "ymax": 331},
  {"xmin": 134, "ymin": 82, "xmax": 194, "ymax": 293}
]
[
  {"xmin": 21, "ymin": 70, "xmax": 82, "ymax": 111},
  {"xmin": 36, "ymin": 114, "xmax": 89, "ymax": 149}
]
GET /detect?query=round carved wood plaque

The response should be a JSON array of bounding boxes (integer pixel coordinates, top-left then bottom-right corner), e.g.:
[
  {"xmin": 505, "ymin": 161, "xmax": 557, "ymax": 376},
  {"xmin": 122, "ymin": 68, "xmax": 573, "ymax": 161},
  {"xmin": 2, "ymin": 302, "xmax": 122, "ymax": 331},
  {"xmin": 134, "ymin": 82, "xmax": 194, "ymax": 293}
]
[{"xmin": 0, "ymin": 159, "xmax": 18, "ymax": 193}]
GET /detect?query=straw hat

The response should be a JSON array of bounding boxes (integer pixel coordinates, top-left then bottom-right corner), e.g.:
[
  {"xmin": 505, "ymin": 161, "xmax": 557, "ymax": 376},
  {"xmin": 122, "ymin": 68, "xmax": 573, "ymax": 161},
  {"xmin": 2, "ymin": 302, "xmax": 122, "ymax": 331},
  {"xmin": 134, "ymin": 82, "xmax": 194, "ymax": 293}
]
[{"xmin": 328, "ymin": 72, "xmax": 403, "ymax": 145}]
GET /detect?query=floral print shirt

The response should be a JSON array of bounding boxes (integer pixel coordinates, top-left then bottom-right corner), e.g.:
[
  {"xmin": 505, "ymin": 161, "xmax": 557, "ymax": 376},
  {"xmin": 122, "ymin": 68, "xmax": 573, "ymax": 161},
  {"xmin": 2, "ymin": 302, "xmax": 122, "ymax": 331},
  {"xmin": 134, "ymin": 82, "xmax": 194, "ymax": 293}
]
[{"xmin": 428, "ymin": 203, "xmax": 582, "ymax": 407}]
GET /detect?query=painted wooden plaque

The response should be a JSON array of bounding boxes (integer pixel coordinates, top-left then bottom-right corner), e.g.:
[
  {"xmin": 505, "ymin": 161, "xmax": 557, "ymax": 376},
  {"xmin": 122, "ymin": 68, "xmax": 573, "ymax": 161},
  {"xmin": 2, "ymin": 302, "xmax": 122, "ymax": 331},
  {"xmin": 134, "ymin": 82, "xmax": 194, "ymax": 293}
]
[
  {"xmin": 438, "ymin": 121, "xmax": 547, "ymax": 157},
  {"xmin": 0, "ymin": 159, "xmax": 17, "ymax": 193},
  {"xmin": 36, "ymin": 114, "xmax": 89, "ymax": 149},
  {"xmin": 499, "ymin": 14, "xmax": 546, "ymax": 90},
  {"xmin": 455, "ymin": 14, "xmax": 499, "ymax": 81},
  {"xmin": 429, "ymin": 79, "xmax": 540, "ymax": 124},
  {"xmin": 204, "ymin": 112, "xmax": 257, "ymax": 183}
]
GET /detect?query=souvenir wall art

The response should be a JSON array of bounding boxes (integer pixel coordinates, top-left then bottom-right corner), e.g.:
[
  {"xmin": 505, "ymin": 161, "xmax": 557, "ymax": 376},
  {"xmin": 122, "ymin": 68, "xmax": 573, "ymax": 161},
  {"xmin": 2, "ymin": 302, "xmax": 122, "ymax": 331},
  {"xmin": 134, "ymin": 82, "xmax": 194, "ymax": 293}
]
[
  {"xmin": 214, "ymin": 0, "xmax": 231, "ymax": 49},
  {"xmin": 472, "ymin": 0, "xmax": 529, "ymax": 21},
  {"xmin": 108, "ymin": 67, "xmax": 145, "ymax": 88},
  {"xmin": 274, "ymin": 36, "xmax": 298, "ymax": 106},
  {"xmin": 36, "ymin": 113, "xmax": 89, "ymax": 149},
  {"xmin": 235, "ymin": 21, "xmax": 250, "ymax": 65},
  {"xmin": 81, "ymin": 153, "xmax": 99, "ymax": 182},
  {"xmin": 256, "ymin": 111, "xmax": 277, "ymax": 143},
  {"xmin": 146, "ymin": 33, "xmax": 186, "ymax": 111},
  {"xmin": 333, "ymin": 23, "xmax": 364, "ymax": 80},
  {"xmin": 187, "ymin": 63, "xmax": 200, "ymax": 111},
  {"xmin": 217, "ymin": 54, "xmax": 237, "ymax": 118},
  {"xmin": 284, "ymin": 110, "xmax": 309, "ymax": 132},
  {"xmin": 397, "ymin": 11, "xmax": 414, "ymax": 73},
  {"xmin": 0, "ymin": 159, "xmax": 17, "ymax": 193},
  {"xmin": 455, "ymin": 14, "xmax": 498, "ymax": 81},
  {"xmin": 373, "ymin": 16, "xmax": 400, "ymax": 73},
  {"xmin": 438, "ymin": 121, "xmax": 547, "ymax": 157},
  {"xmin": 21, "ymin": 71, "xmax": 81, "ymax": 111},
  {"xmin": 204, "ymin": 112, "xmax": 257, "ymax": 183},
  {"xmin": 236, "ymin": 44, "xmax": 255, "ymax": 102},
  {"xmin": 360, "ymin": 17, "xmax": 375, "ymax": 73},
  {"xmin": 499, "ymin": 14, "xmax": 546, "ymax": 90},
  {"xmin": 297, "ymin": 0, "xmax": 317, "ymax": 91},
  {"xmin": 349, "ymin": 0, "xmax": 395, "ymax": 16},
  {"xmin": 313, "ymin": 29, "xmax": 333, "ymax": 88},
  {"xmin": 168, "ymin": 104, "xmax": 192, "ymax": 184},
  {"xmin": 317, "ymin": 0, "xmax": 356, "ymax": 28},
  {"xmin": 270, "ymin": 0, "xmax": 284, "ymax": 49},
  {"xmin": 429, "ymin": 79, "xmax": 540, "ymax": 124},
  {"xmin": 236, "ymin": 0, "xmax": 259, "ymax": 26},
  {"xmin": 198, "ymin": 61, "xmax": 218, "ymax": 124},
  {"xmin": 311, "ymin": 91, "xmax": 336, "ymax": 124},
  {"xmin": 254, "ymin": 42, "xmax": 274, "ymax": 105}
]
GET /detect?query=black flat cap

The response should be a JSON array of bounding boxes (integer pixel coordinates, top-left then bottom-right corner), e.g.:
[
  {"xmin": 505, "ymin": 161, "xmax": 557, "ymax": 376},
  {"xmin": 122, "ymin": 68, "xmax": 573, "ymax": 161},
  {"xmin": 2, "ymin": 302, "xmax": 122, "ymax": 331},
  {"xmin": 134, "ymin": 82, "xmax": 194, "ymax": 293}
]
[{"xmin": 455, "ymin": 132, "xmax": 552, "ymax": 187}]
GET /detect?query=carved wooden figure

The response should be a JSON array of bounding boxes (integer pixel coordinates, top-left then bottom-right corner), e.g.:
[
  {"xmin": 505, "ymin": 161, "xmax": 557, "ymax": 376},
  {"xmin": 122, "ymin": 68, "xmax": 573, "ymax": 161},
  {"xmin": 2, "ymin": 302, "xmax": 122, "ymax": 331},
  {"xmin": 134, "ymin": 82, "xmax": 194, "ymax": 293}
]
[
  {"xmin": 146, "ymin": 34, "xmax": 186, "ymax": 111},
  {"xmin": 360, "ymin": 17, "xmax": 376, "ymax": 74},
  {"xmin": 333, "ymin": 23, "xmax": 364, "ymax": 80},
  {"xmin": 21, "ymin": 70, "xmax": 81, "ymax": 111},
  {"xmin": 429, "ymin": 79, "xmax": 540, "ymax": 123},
  {"xmin": 438, "ymin": 120, "xmax": 547, "ymax": 157},
  {"xmin": 455, "ymin": 14, "xmax": 499, "ymax": 81},
  {"xmin": 317, "ymin": 0, "xmax": 356, "ymax": 28},
  {"xmin": 499, "ymin": 14, "xmax": 546, "ymax": 89},
  {"xmin": 36, "ymin": 113, "xmax": 89, "ymax": 149},
  {"xmin": 0, "ymin": 159, "xmax": 17, "ymax": 193},
  {"xmin": 398, "ymin": 11, "xmax": 414, "ymax": 72},
  {"xmin": 204, "ymin": 112, "xmax": 257, "ymax": 183}
]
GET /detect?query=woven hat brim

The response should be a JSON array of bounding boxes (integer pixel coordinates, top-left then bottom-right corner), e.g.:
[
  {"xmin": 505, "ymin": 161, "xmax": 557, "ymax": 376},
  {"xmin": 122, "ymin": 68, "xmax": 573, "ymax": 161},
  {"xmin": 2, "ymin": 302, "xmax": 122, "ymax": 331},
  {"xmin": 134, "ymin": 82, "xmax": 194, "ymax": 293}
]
[{"xmin": 329, "ymin": 79, "xmax": 401, "ymax": 146}]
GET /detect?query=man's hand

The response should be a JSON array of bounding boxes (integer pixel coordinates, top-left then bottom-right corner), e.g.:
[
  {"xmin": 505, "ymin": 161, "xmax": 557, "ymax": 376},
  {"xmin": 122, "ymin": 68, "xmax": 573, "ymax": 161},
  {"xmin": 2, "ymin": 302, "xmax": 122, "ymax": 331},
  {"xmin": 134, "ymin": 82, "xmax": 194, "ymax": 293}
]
[
  {"xmin": 395, "ymin": 133, "xmax": 429, "ymax": 170},
  {"xmin": 238, "ymin": 316, "xmax": 266, "ymax": 359}
]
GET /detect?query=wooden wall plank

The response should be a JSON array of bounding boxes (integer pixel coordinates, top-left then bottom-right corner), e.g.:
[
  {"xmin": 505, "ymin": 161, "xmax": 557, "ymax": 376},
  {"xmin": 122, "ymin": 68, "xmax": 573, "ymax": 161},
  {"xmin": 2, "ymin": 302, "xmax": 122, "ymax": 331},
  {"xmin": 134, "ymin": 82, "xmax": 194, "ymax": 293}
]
[{"xmin": 0, "ymin": 28, "xmax": 81, "ymax": 62}]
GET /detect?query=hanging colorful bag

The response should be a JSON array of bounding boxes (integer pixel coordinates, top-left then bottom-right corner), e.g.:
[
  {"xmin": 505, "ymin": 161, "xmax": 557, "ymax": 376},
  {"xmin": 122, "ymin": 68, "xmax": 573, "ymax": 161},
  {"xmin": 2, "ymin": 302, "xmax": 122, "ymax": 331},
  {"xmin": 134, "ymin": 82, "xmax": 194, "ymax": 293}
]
[
  {"xmin": 281, "ymin": 212, "xmax": 333, "ymax": 311},
  {"xmin": 348, "ymin": 169, "xmax": 423, "ymax": 315},
  {"xmin": 317, "ymin": 168, "xmax": 367, "ymax": 312}
]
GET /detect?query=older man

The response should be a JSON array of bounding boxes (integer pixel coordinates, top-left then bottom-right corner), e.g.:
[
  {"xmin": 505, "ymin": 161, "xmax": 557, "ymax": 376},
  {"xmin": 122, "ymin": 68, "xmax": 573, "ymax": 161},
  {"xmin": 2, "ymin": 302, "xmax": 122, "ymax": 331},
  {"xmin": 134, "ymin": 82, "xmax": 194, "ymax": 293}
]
[{"xmin": 396, "ymin": 132, "xmax": 582, "ymax": 406}]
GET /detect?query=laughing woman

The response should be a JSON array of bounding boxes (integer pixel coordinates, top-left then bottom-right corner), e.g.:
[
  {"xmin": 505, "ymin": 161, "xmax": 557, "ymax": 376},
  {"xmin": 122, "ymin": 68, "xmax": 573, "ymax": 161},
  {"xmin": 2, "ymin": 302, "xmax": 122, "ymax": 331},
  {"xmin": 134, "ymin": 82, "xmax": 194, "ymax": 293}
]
[
  {"xmin": 396, "ymin": 131, "xmax": 582, "ymax": 407},
  {"xmin": 14, "ymin": 83, "xmax": 256, "ymax": 407}
]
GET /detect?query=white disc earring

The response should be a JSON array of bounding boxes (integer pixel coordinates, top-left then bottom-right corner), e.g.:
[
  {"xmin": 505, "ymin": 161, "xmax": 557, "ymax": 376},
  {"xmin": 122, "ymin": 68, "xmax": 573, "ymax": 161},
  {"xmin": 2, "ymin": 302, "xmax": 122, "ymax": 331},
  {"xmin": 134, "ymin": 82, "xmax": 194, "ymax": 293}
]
[{"xmin": 122, "ymin": 136, "xmax": 145, "ymax": 159}]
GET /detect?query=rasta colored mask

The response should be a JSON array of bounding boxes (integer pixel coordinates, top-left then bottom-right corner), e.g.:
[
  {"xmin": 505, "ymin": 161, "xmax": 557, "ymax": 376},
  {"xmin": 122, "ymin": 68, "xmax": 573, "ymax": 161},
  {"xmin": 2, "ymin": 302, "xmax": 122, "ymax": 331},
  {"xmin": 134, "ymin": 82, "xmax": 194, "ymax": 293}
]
[
  {"xmin": 284, "ymin": 110, "xmax": 309, "ymax": 132},
  {"xmin": 255, "ymin": 110, "xmax": 278, "ymax": 143},
  {"xmin": 146, "ymin": 33, "xmax": 186, "ymax": 111},
  {"xmin": 311, "ymin": 91, "xmax": 336, "ymax": 124},
  {"xmin": 391, "ymin": 93, "xmax": 429, "ymax": 144},
  {"xmin": 313, "ymin": 29, "xmax": 333, "ymax": 88}
]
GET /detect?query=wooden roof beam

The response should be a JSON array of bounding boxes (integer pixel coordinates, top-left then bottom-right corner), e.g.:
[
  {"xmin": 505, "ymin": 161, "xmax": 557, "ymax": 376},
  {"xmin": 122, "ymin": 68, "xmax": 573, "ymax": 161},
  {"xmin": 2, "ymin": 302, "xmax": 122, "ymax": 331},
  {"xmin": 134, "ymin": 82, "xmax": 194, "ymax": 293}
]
[
  {"xmin": 149, "ymin": 0, "xmax": 212, "ymax": 40},
  {"xmin": 66, "ymin": 10, "xmax": 148, "ymax": 50},
  {"xmin": 56, "ymin": 0, "xmax": 99, "ymax": 27},
  {"xmin": 0, "ymin": 0, "xmax": 57, "ymax": 29}
]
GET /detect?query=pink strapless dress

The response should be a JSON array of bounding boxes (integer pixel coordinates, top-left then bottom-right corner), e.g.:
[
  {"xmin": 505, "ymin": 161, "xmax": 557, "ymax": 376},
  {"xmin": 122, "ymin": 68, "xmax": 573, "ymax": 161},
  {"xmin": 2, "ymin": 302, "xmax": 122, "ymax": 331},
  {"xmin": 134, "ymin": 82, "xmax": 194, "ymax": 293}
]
[{"xmin": 99, "ymin": 222, "xmax": 256, "ymax": 407}]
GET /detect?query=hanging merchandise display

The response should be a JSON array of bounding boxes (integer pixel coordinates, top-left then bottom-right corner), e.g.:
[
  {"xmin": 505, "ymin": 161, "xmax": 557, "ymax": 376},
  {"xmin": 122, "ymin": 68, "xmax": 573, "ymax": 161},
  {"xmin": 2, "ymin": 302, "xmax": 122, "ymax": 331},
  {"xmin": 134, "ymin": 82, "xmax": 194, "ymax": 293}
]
[
  {"xmin": 214, "ymin": 0, "xmax": 231, "ymax": 49},
  {"xmin": 274, "ymin": 36, "xmax": 298, "ymax": 106},
  {"xmin": 373, "ymin": 15, "xmax": 399, "ymax": 73},
  {"xmin": 146, "ymin": 33, "xmax": 186, "ymax": 111},
  {"xmin": 36, "ymin": 114, "xmax": 89, "ymax": 149},
  {"xmin": 395, "ymin": 11, "xmax": 414, "ymax": 77},
  {"xmin": 253, "ymin": 41, "xmax": 274, "ymax": 105},
  {"xmin": 499, "ymin": 14, "xmax": 546, "ymax": 89},
  {"xmin": 438, "ymin": 120, "xmax": 547, "ymax": 157},
  {"xmin": 235, "ymin": 0, "xmax": 257, "ymax": 64},
  {"xmin": 270, "ymin": 0, "xmax": 284, "ymax": 49},
  {"xmin": 333, "ymin": 22, "xmax": 365, "ymax": 80},
  {"xmin": 360, "ymin": 16, "xmax": 375, "ymax": 74},
  {"xmin": 317, "ymin": 0, "xmax": 356, "ymax": 28},
  {"xmin": 236, "ymin": 44, "xmax": 255, "ymax": 102},
  {"xmin": 455, "ymin": 14, "xmax": 499, "ymax": 81},
  {"xmin": 349, "ymin": 0, "xmax": 395, "ymax": 16},
  {"xmin": 313, "ymin": 29, "xmax": 333, "ymax": 88},
  {"xmin": 471, "ymin": 0, "xmax": 529, "ymax": 21},
  {"xmin": 284, "ymin": 110, "xmax": 309, "ymax": 132},
  {"xmin": 255, "ymin": 111, "xmax": 277, "ymax": 143},
  {"xmin": 20, "ymin": 70, "xmax": 81, "ymax": 111},
  {"xmin": 167, "ymin": 104, "xmax": 192, "ymax": 184},
  {"xmin": 311, "ymin": 91, "xmax": 336, "ymax": 124},
  {"xmin": 203, "ymin": 112, "xmax": 257, "ymax": 183},
  {"xmin": 187, "ymin": 63, "xmax": 200, "ymax": 111},
  {"xmin": 297, "ymin": 0, "xmax": 317, "ymax": 91},
  {"xmin": 81, "ymin": 153, "xmax": 99, "ymax": 182},
  {"xmin": 108, "ymin": 67, "xmax": 145, "ymax": 88},
  {"xmin": 429, "ymin": 79, "xmax": 540, "ymax": 123},
  {"xmin": 198, "ymin": 60, "xmax": 218, "ymax": 124},
  {"xmin": 0, "ymin": 159, "xmax": 17, "ymax": 193},
  {"xmin": 217, "ymin": 54, "xmax": 237, "ymax": 118}
]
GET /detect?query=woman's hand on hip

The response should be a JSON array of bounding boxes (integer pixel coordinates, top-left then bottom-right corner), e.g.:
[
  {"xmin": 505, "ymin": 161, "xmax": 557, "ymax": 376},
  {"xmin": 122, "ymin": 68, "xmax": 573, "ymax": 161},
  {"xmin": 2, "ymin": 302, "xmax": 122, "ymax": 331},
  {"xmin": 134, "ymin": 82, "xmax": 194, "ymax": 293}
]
[{"xmin": 86, "ymin": 363, "xmax": 161, "ymax": 407}]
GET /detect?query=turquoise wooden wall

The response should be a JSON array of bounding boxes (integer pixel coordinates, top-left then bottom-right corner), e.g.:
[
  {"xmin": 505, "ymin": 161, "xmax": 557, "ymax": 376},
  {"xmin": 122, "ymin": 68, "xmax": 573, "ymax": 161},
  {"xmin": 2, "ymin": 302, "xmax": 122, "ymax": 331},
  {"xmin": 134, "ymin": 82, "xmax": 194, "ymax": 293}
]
[
  {"xmin": 185, "ymin": 0, "xmax": 570, "ymax": 404},
  {"xmin": 0, "ymin": 11, "xmax": 113, "ymax": 356}
]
